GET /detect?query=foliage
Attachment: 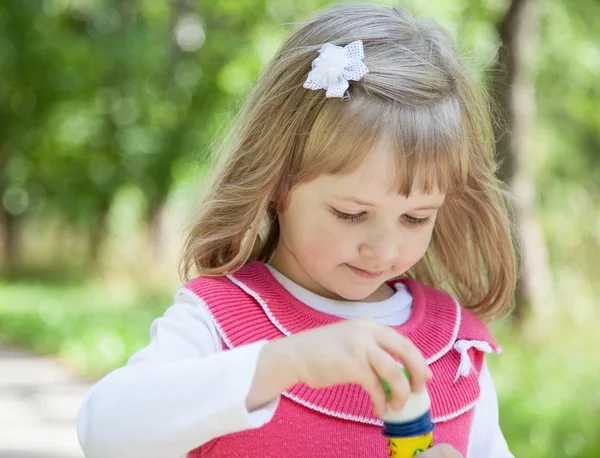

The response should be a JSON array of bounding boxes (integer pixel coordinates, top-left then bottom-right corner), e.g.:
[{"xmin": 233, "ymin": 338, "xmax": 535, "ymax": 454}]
[
  {"xmin": 1, "ymin": 280, "xmax": 599, "ymax": 457},
  {"xmin": 0, "ymin": 277, "xmax": 173, "ymax": 377},
  {"xmin": 1, "ymin": 0, "xmax": 599, "ymax": 456}
]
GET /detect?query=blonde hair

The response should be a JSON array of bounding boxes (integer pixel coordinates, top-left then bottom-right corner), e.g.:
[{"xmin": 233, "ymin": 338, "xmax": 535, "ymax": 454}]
[{"xmin": 180, "ymin": 3, "xmax": 516, "ymax": 321}]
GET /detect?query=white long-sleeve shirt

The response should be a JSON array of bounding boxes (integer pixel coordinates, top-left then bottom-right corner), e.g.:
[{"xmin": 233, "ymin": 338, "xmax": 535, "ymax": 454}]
[{"xmin": 77, "ymin": 266, "xmax": 513, "ymax": 458}]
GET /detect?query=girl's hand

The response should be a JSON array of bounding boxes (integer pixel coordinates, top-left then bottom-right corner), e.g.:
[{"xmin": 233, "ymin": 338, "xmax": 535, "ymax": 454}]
[
  {"xmin": 273, "ymin": 317, "xmax": 431, "ymax": 417},
  {"xmin": 419, "ymin": 445, "xmax": 463, "ymax": 458}
]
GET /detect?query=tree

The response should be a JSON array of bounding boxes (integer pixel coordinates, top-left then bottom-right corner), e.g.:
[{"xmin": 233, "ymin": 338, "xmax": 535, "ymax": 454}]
[{"xmin": 490, "ymin": 0, "xmax": 553, "ymax": 327}]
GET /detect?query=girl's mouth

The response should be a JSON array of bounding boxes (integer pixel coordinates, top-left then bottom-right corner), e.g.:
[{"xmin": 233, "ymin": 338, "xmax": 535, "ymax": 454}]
[{"xmin": 346, "ymin": 264, "xmax": 385, "ymax": 279}]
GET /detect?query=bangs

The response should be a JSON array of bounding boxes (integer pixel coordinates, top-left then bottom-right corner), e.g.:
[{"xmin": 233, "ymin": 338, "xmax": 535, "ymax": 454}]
[
  {"xmin": 389, "ymin": 96, "xmax": 467, "ymax": 197},
  {"xmin": 298, "ymin": 94, "xmax": 468, "ymax": 198}
]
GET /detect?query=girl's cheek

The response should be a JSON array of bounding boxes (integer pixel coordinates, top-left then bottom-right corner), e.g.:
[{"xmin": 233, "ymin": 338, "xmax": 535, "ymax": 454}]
[
  {"xmin": 306, "ymin": 224, "xmax": 347, "ymax": 256},
  {"xmin": 400, "ymin": 234, "xmax": 432, "ymax": 267},
  {"xmin": 307, "ymin": 230, "xmax": 337, "ymax": 253}
]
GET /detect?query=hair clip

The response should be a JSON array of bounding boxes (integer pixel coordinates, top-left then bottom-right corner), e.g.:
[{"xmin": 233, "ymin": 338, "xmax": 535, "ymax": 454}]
[{"xmin": 303, "ymin": 40, "xmax": 368, "ymax": 99}]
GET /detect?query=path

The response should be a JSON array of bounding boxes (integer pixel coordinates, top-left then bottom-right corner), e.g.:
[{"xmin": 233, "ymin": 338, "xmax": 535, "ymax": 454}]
[{"xmin": 0, "ymin": 345, "xmax": 90, "ymax": 458}]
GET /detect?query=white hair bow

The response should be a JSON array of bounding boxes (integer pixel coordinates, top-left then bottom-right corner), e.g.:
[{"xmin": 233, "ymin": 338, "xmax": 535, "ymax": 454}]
[{"xmin": 303, "ymin": 40, "xmax": 369, "ymax": 99}]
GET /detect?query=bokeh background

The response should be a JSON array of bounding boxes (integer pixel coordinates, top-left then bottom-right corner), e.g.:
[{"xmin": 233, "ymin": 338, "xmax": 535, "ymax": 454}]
[{"xmin": 0, "ymin": 0, "xmax": 598, "ymax": 457}]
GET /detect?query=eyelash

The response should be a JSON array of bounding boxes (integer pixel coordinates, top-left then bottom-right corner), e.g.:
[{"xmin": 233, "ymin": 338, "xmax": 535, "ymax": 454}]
[{"xmin": 330, "ymin": 208, "xmax": 431, "ymax": 226}]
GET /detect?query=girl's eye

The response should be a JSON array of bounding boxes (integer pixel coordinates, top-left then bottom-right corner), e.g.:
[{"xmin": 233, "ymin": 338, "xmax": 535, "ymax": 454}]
[
  {"xmin": 330, "ymin": 208, "xmax": 366, "ymax": 223},
  {"xmin": 331, "ymin": 208, "xmax": 432, "ymax": 226},
  {"xmin": 403, "ymin": 215, "xmax": 431, "ymax": 226}
]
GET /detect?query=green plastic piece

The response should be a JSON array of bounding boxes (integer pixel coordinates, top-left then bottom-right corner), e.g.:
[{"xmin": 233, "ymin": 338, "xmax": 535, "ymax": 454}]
[
  {"xmin": 381, "ymin": 368, "xmax": 411, "ymax": 399},
  {"xmin": 403, "ymin": 367, "xmax": 410, "ymax": 381},
  {"xmin": 381, "ymin": 378, "xmax": 392, "ymax": 399}
]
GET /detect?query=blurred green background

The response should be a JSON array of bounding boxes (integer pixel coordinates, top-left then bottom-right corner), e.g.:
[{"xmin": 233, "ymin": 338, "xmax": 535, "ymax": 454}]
[{"xmin": 0, "ymin": 0, "xmax": 598, "ymax": 456}]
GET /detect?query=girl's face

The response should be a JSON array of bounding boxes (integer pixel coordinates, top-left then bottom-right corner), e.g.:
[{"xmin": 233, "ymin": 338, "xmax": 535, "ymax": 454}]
[{"xmin": 270, "ymin": 139, "xmax": 446, "ymax": 302}]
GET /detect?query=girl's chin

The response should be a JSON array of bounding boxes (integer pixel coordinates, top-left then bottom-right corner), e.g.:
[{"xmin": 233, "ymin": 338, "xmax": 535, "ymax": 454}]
[{"xmin": 326, "ymin": 283, "xmax": 380, "ymax": 302}]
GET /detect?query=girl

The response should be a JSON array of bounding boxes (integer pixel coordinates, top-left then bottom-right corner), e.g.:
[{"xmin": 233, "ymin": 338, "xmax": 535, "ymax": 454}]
[{"xmin": 78, "ymin": 4, "xmax": 516, "ymax": 457}]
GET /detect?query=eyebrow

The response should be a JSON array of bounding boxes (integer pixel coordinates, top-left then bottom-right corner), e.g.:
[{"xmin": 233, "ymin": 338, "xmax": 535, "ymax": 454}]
[
  {"xmin": 335, "ymin": 196, "xmax": 442, "ymax": 211},
  {"xmin": 412, "ymin": 204, "xmax": 443, "ymax": 211},
  {"xmin": 336, "ymin": 196, "xmax": 378, "ymax": 207}
]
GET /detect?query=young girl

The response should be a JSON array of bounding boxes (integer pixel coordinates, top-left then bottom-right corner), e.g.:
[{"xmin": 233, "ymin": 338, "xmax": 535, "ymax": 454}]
[{"xmin": 78, "ymin": 4, "xmax": 516, "ymax": 457}]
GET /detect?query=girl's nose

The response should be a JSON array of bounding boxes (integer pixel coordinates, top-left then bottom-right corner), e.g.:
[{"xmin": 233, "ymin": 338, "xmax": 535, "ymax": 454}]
[{"xmin": 358, "ymin": 232, "xmax": 398, "ymax": 267}]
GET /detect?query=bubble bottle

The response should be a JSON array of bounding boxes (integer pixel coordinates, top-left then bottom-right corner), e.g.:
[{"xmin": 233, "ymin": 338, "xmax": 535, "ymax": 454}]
[{"xmin": 380, "ymin": 370, "xmax": 435, "ymax": 457}]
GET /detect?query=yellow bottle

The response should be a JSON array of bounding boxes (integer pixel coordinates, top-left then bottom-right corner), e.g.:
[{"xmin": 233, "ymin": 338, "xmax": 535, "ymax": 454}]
[{"xmin": 380, "ymin": 373, "xmax": 435, "ymax": 457}]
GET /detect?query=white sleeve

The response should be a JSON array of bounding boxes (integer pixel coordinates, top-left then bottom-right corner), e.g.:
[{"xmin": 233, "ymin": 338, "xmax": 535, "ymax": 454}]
[
  {"xmin": 467, "ymin": 359, "xmax": 514, "ymax": 458},
  {"xmin": 77, "ymin": 289, "xmax": 280, "ymax": 458}
]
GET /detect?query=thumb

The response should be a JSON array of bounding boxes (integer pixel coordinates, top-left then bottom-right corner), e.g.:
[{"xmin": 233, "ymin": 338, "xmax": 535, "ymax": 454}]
[{"xmin": 418, "ymin": 444, "xmax": 463, "ymax": 458}]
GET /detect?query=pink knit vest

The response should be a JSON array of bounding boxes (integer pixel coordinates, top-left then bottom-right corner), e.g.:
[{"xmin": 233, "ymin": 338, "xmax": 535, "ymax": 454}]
[{"xmin": 185, "ymin": 262, "xmax": 498, "ymax": 457}]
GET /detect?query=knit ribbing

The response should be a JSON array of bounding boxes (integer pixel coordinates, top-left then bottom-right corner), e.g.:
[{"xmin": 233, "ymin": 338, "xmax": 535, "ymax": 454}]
[
  {"xmin": 184, "ymin": 262, "xmax": 498, "ymax": 457},
  {"xmin": 227, "ymin": 262, "xmax": 461, "ymax": 362}
]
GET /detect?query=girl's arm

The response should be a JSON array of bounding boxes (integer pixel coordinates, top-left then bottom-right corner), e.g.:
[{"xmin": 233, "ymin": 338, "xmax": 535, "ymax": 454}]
[
  {"xmin": 77, "ymin": 289, "xmax": 281, "ymax": 458},
  {"xmin": 467, "ymin": 360, "xmax": 514, "ymax": 458}
]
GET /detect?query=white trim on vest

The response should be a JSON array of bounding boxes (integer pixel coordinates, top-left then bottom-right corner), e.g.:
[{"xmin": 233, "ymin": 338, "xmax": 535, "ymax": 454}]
[
  {"xmin": 433, "ymin": 399, "xmax": 479, "ymax": 423},
  {"xmin": 425, "ymin": 297, "xmax": 461, "ymax": 365},
  {"xmin": 282, "ymin": 392, "xmax": 384, "ymax": 427},
  {"xmin": 221, "ymin": 274, "xmax": 476, "ymax": 425},
  {"xmin": 228, "ymin": 273, "xmax": 462, "ymax": 366},
  {"xmin": 226, "ymin": 274, "xmax": 292, "ymax": 336}
]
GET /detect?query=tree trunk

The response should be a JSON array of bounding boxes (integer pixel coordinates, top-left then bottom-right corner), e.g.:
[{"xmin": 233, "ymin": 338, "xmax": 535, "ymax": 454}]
[
  {"xmin": 147, "ymin": 202, "xmax": 167, "ymax": 265},
  {"xmin": 0, "ymin": 143, "xmax": 22, "ymax": 274},
  {"xmin": 491, "ymin": 0, "xmax": 553, "ymax": 330},
  {"xmin": 88, "ymin": 200, "xmax": 111, "ymax": 263},
  {"xmin": 1, "ymin": 208, "xmax": 22, "ymax": 275}
]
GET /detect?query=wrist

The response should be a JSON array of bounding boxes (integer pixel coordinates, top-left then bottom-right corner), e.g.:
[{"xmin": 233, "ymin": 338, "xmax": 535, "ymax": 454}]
[
  {"xmin": 262, "ymin": 337, "xmax": 300, "ymax": 389},
  {"xmin": 245, "ymin": 338, "xmax": 299, "ymax": 411}
]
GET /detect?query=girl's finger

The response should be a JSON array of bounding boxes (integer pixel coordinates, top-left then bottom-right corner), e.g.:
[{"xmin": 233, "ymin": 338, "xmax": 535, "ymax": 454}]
[
  {"xmin": 377, "ymin": 327, "xmax": 430, "ymax": 392},
  {"xmin": 419, "ymin": 444, "xmax": 463, "ymax": 458},
  {"xmin": 359, "ymin": 365, "xmax": 388, "ymax": 417},
  {"xmin": 367, "ymin": 347, "xmax": 411, "ymax": 411}
]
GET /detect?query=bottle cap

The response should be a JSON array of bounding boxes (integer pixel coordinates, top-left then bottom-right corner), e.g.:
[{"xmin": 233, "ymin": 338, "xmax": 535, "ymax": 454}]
[{"xmin": 382, "ymin": 410, "xmax": 435, "ymax": 437}]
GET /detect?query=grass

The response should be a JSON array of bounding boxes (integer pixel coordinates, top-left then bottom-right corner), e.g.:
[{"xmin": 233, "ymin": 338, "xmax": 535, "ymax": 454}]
[
  {"xmin": 0, "ymin": 277, "xmax": 174, "ymax": 378},
  {"xmin": 489, "ymin": 321, "xmax": 599, "ymax": 457},
  {"xmin": 1, "ymin": 276, "xmax": 598, "ymax": 456}
]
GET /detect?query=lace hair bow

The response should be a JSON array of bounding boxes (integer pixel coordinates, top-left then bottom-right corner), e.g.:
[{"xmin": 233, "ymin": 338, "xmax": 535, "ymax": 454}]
[{"xmin": 303, "ymin": 40, "xmax": 369, "ymax": 99}]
